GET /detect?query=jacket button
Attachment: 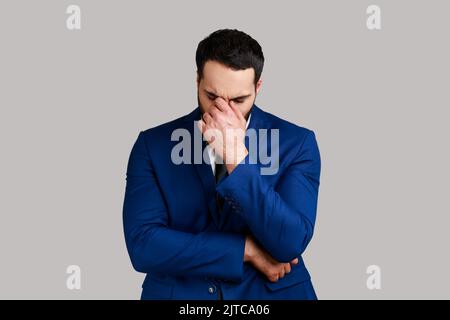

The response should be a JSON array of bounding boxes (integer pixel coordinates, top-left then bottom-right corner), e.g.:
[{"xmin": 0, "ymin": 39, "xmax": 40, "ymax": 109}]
[{"xmin": 208, "ymin": 285, "xmax": 217, "ymax": 294}]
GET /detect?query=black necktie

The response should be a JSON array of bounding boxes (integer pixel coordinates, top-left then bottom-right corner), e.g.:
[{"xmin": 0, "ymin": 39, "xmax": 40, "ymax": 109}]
[
  {"xmin": 215, "ymin": 162, "xmax": 226, "ymax": 300},
  {"xmin": 215, "ymin": 162, "xmax": 228, "ymax": 184},
  {"xmin": 215, "ymin": 162, "xmax": 227, "ymax": 214}
]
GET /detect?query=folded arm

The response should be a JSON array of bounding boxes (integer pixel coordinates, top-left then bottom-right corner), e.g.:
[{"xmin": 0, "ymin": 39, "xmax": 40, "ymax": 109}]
[
  {"xmin": 123, "ymin": 132, "xmax": 246, "ymax": 281},
  {"xmin": 216, "ymin": 130, "xmax": 321, "ymax": 263}
]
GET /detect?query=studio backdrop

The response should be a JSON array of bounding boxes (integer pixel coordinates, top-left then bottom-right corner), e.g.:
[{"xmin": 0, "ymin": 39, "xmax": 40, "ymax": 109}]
[{"xmin": 0, "ymin": 0, "xmax": 449, "ymax": 299}]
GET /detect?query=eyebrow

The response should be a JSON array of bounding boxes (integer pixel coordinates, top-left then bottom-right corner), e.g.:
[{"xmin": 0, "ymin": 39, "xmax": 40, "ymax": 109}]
[{"xmin": 204, "ymin": 89, "xmax": 252, "ymax": 101}]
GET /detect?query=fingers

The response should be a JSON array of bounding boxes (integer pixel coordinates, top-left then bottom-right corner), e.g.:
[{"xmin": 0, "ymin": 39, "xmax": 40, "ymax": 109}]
[
  {"xmin": 197, "ymin": 120, "xmax": 205, "ymax": 133},
  {"xmin": 200, "ymin": 113, "xmax": 216, "ymax": 143},
  {"xmin": 248, "ymin": 241, "xmax": 298, "ymax": 283},
  {"xmin": 202, "ymin": 112, "xmax": 213, "ymax": 124},
  {"xmin": 214, "ymin": 98, "xmax": 243, "ymax": 121},
  {"xmin": 209, "ymin": 107, "xmax": 223, "ymax": 121},
  {"xmin": 284, "ymin": 263, "xmax": 291, "ymax": 274},
  {"xmin": 267, "ymin": 271, "xmax": 279, "ymax": 282},
  {"xmin": 229, "ymin": 100, "xmax": 245, "ymax": 121},
  {"xmin": 267, "ymin": 263, "xmax": 291, "ymax": 282},
  {"xmin": 214, "ymin": 97, "xmax": 229, "ymax": 112},
  {"xmin": 279, "ymin": 268, "xmax": 285, "ymax": 279},
  {"xmin": 270, "ymin": 261, "xmax": 296, "ymax": 282}
]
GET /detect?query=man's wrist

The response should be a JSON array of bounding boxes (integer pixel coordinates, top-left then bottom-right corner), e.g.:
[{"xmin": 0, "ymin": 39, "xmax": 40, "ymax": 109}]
[
  {"xmin": 226, "ymin": 145, "xmax": 248, "ymax": 174},
  {"xmin": 244, "ymin": 235, "xmax": 255, "ymax": 263}
]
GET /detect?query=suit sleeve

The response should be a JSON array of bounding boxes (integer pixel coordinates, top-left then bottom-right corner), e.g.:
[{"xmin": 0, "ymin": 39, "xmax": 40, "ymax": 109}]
[
  {"xmin": 123, "ymin": 132, "xmax": 246, "ymax": 282},
  {"xmin": 216, "ymin": 130, "xmax": 321, "ymax": 263}
]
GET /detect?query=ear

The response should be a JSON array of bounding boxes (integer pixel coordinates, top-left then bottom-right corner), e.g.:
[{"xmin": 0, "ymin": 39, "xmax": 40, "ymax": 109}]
[
  {"xmin": 255, "ymin": 79, "xmax": 263, "ymax": 95},
  {"xmin": 196, "ymin": 72, "xmax": 201, "ymax": 86}
]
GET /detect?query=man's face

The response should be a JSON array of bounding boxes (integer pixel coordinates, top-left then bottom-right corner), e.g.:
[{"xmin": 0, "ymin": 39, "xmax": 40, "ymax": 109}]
[{"xmin": 197, "ymin": 60, "xmax": 262, "ymax": 120}]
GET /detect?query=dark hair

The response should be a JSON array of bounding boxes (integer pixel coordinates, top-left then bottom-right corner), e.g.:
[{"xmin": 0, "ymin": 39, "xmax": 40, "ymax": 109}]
[{"xmin": 196, "ymin": 29, "xmax": 264, "ymax": 86}]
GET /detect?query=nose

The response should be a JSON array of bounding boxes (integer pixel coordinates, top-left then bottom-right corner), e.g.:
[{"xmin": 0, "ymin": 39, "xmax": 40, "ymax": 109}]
[{"xmin": 214, "ymin": 97, "xmax": 229, "ymax": 104}]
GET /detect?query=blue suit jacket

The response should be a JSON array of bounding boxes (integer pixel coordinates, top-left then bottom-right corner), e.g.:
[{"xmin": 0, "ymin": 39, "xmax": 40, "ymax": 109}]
[{"xmin": 123, "ymin": 105, "xmax": 321, "ymax": 300}]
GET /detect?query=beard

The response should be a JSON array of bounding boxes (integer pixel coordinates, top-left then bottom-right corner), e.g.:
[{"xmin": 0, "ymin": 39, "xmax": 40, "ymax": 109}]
[{"xmin": 197, "ymin": 94, "xmax": 204, "ymax": 116}]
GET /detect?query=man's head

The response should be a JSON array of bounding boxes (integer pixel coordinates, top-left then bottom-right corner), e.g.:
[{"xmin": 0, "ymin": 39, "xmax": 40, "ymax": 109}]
[{"xmin": 196, "ymin": 29, "xmax": 264, "ymax": 119}]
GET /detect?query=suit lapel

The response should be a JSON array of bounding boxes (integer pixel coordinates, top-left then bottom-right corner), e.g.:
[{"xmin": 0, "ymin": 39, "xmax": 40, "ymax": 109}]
[
  {"xmin": 193, "ymin": 144, "xmax": 220, "ymax": 227},
  {"xmin": 182, "ymin": 107, "xmax": 221, "ymax": 227}
]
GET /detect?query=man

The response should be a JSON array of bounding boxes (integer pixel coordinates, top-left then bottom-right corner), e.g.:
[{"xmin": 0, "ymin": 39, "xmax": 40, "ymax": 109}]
[{"xmin": 123, "ymin": 29, "xmax": 321, "ymax": 300}]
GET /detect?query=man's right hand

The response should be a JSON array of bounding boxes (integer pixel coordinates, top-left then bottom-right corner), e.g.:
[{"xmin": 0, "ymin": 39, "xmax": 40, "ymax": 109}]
[{"xmin": 244, "ymin": 235, "xmax": 299, "ymax": 282}]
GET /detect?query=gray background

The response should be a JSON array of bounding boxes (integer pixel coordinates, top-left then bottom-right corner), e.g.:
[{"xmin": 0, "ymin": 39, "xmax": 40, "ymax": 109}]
[{"xmin": 0, "ymin": 0, "xmax": 449, "ymax": 299}]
